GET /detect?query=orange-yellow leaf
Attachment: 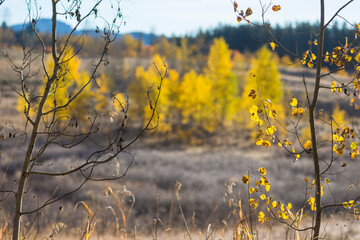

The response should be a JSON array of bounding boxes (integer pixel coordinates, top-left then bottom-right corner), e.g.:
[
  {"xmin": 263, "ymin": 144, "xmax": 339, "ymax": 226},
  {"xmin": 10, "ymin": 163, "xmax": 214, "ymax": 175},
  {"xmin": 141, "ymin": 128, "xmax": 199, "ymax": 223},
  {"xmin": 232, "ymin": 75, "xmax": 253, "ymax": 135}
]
[
  {"xmin": 272, "ymin": 5, "xmax": 281, "ymax": 12},
  {"xmin": 245, "ymin": 7, "xmax": 253, "ymax": 16}
]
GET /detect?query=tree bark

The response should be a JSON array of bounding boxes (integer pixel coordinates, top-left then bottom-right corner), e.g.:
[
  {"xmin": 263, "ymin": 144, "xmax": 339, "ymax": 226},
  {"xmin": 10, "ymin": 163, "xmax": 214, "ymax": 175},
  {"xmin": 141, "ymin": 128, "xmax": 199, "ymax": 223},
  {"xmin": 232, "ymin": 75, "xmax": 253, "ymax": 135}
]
[
  {"xmin": 12, "ymin": 1, "xmax": 58, "ymax": 239},
  {"xmin": 310, "ymin": 0, "xmax": 325, "ymax": 238}
]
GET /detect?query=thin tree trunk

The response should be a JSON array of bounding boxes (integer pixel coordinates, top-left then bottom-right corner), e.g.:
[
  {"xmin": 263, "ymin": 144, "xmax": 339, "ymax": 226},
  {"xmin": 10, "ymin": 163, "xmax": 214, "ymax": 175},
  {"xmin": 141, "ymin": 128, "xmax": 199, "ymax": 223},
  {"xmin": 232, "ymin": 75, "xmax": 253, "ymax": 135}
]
[
  {"xmin": 310, "ymin": 0, "xmax": 325, "ymax": 238},
  {"xmin": 12, "ymin": 1, "xmax": 58, "ymax": 239}
]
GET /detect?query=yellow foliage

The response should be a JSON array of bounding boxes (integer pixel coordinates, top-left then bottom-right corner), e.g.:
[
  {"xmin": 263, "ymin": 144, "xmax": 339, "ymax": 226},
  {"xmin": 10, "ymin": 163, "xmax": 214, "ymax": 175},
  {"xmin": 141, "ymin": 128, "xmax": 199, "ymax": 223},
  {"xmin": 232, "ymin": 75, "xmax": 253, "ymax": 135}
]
[
  {"xmin": 179, "ymin": 71, "xmax": 215, "ymax": 132},
  {"xmin": 129, "ymin": 55, "xmax": 179, "ymax": 134},
  {"xmin": 205, "ymin": 38, "xmax": 239, "ymax": 128}
]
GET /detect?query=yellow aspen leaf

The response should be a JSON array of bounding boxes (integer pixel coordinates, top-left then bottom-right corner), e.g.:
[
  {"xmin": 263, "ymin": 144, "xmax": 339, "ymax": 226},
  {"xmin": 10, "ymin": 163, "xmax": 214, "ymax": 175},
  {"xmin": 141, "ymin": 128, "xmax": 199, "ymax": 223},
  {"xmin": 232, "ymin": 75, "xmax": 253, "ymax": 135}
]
[
  {"xmin": 272, "ymin": 201, "xmax": 278, "ymax": 208},
  {"xmin": 251, "ymin": 200, "xmax": 258, "ymax": 209},
  {"xmin": 290, "ymin": 97, "xmax": 298, "ymax": 107},
  {"xmin": 266, "ymin": 126, "xmax": 276, "ymax": 135},
  {"xmin": 343, "ymin": 202, "xmax": 350, "ymax": 208},
  {"xmin": 298, "ymin": 107, "xmax": 305, "ymax": 116},
  {"xmin": 259, "ymin": 176, "xmax": 268, "ymax": 185},
  {"xmin": 282, "ymin": 212, "xmax": 289, "ymax": 219},
  {"xmin": 256, "ymin": 119, "xmax": 263, "ymax": 126},
  {"xmin": 265, "ymin": 183, "xmax": 270, "ymax": 191},
  {"xmin": 304, "ymin": 177, "xmax": 309, "ymax": 182},
  {"xmin": 311, "ymin": 53, "xmax": 317, "ymax": 61},
  {"xmin": 304, "ymin": 140, "xmax": 312, "ymax": 150},
  {"xmin": 332, "ymin": 144, "xmax": 337, "ymax": 152},
  {"xmin": 287, "ymin": 203, "xmax": 292, "ymax": 210},
  {"xmin": 311, "ymin": 204, "xmax": 316, "ymax": 211},
  {"xmin": 258, "ymin": 211, "xmax": 265, "ymax": 223},
  {"xmin": 269, "ymin": 42, "xmax": 276, "ymax": 51},
  {"xmin": 256, "ymin": 138, "xmax": 263, "ymax": 145},
  {"xmin": 301, "ymin": 59, "xmax": 307, "ymax": 65},
  {"xmin": 242, "ymin": 175, "xmax": 250, "ymax": 184},
  {"xmin": 350, "ymin": 142, "xmax": 358, "ymax": 150},
  {"xmin": 245, "ymin": 7, "xmax": 253, "ymax": 16},
  {"xmin": 249, "ymin": 187, "xmax": 255, "ymax": 193},
  {"xmin": 258, "ymin": 167, "xmax": 267, "ymax": 175},
  {"xmin": 292, "ymin": 108, "xmax": 298, "ymax": 116},
  {"xmin": 237, "ymin": 16, "xmax": 242, "ymax": 23},
  {"xmin": 233, "ymin": 1, "xmax": 238, "ymax": 12},
  {"xmin": 308, "ymin": 60, "xmax": 314, "ymax": 68},
  {"xmin": 260, "ymin": 194, "xmax": 266, "ymax": 200},
  {"xmin": 272, "ymin": 5, "xmax": 281, "ymax": 12},
  {"xmin": 346, "ymin": 55, "xmax": 352, "ymax": 62},
  {"xmin": 314, "ymin": 39, "xmax": 318, "ymax": 45},
  {"xmin": 295, "ymin": 154, "xmax": 300, "ymax": 159},
  {"xmin": 257, "ymin": 129, "xmax": 264, "ymax": 136},
  {"xmin": 262, "ymin": 140, "xmax": 271, "ymax": 148},
  {"xmin": 272, "ymin": 126, "xmax": 276, "ymax": 132},
  {"xmin": 355, "ymin": 53, "xmax": 360, "ymax": 63},
  {"xmin": 279, "ymin": 203, "xmax": 284, "ymax": 212},
  {"xmin": 269, "ymin": 109, "xmax": 277, "ymax": 118},
  {"xmin": 324, "ymin": 178, "xmax": 330, "ymax": 184},
  {"xmin": 331, "ymin": 81, "xmax": 337, "ymax": 92},
  {"xmin": 251, "ymin": 113, "xmax": 259, "ymax": 122},
  {"xmin": 336, "ymin": 148, "xmax": 344, "ymax": 156},
  {"xmin": 351, "ymin": 150, "xmax": 358, "ymax": 159},
  {"xmin": 265, "ymin": 217, "xmax": 269, "ymax": 222},
  {"xmin": 250, "ymin": 105, "xmax": 259, "ymax": 114}
]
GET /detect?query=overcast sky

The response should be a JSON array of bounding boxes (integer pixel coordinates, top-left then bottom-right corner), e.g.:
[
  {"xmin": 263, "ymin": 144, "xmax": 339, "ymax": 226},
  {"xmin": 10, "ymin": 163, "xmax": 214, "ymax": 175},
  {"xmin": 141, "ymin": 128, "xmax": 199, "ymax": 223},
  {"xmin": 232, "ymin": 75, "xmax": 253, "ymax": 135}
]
[{"xmin": 1, "ymin": 0, "xmax": 359, "ymax": 36}]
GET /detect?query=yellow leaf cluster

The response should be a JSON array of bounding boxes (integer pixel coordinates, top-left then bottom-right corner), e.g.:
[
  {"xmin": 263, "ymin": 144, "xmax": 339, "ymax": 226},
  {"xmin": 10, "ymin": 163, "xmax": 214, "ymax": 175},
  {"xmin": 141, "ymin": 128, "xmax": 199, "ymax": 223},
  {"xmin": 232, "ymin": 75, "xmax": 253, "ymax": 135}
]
[
  {"xmin": 308, "ymin": 197, "xmax": 316, "ymax": 211},
  {"xmin": 250, "ymin": 198, "xmax": 258, "ymax": 209},
  {"xmin": 304, "ymin": 140, "xmax": 312, "ymax": 150},
  {"xmin": 301, "ymin": 50, "xmax": 316, "ymax": 68},
  {"xmin": 258, "ymin": 211, "xmax": 268, "ymax": 223}
]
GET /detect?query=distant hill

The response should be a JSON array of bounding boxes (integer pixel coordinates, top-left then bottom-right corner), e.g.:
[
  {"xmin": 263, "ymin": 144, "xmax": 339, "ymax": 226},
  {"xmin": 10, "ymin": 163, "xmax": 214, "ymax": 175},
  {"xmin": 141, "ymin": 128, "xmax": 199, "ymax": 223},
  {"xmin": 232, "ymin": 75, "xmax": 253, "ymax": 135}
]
[
  {"xmin": 11, "ymin": 19, "xmax": 74, "ymax": 35},
  {"xmin": 10, "ymin": 18, "xmax": 156, "ymax": 45}
]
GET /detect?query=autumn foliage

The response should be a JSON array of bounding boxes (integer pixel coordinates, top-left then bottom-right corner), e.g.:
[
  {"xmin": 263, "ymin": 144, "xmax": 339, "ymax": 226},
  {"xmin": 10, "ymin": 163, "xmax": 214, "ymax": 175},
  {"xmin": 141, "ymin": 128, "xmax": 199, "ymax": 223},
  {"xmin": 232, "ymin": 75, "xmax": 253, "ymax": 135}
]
[{"xmin": 127, "ymin": 38, "xmax": 284, "ymax": 139}]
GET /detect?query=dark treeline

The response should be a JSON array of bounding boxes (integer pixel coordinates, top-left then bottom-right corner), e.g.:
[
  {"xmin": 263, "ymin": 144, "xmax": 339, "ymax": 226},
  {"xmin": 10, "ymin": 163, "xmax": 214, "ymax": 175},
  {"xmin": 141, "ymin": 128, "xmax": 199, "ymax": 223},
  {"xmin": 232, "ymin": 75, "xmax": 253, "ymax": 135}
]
[
  {"xmin": 183, "ymin": 21, "xmax": 357, "ymax": 58},
  {"xmin": 1, "ymin": 21, "xmax": 357, "ymax": 60}
]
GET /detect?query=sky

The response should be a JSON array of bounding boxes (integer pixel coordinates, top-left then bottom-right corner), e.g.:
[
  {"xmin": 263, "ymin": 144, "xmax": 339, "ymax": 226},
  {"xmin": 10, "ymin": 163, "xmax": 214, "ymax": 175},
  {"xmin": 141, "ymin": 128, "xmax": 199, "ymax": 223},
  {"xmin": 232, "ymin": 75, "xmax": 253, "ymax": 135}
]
[{"xmin": 0, "ymin": 0, "xmax": 359, "ymax": 36}]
